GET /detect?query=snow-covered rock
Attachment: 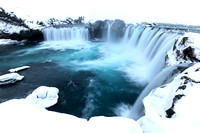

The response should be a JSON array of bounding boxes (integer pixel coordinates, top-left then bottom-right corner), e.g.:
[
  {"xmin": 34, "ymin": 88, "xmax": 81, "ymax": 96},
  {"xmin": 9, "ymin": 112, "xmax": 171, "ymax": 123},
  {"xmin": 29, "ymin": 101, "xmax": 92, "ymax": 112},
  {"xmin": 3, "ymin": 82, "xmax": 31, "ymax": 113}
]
[
  {"xmin": 138, "ymin": 63, "xmax": 200, "ymax": 133},
  {"xmin": 9, "ymin": 66, "xmax": 30, "ymax": 73},
  {"xmin": 26, "ymin": 86, "xmax": 59, "ymax": 108},
  {"xmin": 0, "ymin": 21, "xmax": 28, "ymax": 34},
  {"xmin": 0, "ymin": 39, "xmax": 19, "ymax": 45},
  {"xmin": 166, "ymin": 33, "xmax": 200, "ymax": 66},
  {"xmin": 0, "ymin": 73, "xmax": 24, "ymax": 85}
]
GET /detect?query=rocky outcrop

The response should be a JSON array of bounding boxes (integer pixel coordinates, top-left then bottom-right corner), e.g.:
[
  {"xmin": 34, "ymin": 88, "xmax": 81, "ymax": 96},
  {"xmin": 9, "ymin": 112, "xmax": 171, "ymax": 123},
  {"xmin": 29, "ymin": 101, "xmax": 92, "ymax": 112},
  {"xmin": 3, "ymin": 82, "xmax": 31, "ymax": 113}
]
[
  {"xmin": 0, "ymin": 29, "xmax": 44, "ymax": 41},
  {"xmin": 0, "ymin": 7, "xmax": 43, "ymax": 42},
  {"xmin": 165, "ymin": 34, "xmax": 200, "ymax": 66},
  {"xmin": 88, "ymin": 19, "xmax": 126, "ymax": 41}
]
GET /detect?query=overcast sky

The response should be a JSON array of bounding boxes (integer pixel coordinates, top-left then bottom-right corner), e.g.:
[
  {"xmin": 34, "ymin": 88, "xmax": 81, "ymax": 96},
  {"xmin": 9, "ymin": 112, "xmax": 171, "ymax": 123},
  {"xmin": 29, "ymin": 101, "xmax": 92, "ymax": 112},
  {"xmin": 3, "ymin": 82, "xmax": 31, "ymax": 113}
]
[{"xmin": 1, "ymin": 0, "xmax": 200, "ymax": 25}]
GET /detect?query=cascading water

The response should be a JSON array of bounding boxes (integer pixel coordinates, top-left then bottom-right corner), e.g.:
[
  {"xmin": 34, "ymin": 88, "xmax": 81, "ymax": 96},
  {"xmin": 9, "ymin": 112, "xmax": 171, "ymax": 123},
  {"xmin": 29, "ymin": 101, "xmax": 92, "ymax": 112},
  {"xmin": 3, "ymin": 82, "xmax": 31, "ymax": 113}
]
[
  {"xmin": 106, "ymin": 25, "xmax": 181, "ymax": 83},
  {"xmin": 42, "ymin": 27, "xmax": 89, "ymax": 41}
]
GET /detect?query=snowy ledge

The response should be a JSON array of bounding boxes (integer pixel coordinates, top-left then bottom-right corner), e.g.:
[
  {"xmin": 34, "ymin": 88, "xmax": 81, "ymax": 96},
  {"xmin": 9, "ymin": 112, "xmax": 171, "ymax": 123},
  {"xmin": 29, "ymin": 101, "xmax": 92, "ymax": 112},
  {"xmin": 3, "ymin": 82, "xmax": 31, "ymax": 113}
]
[{"xmin": 0, "ymin": 86, "xmax": 143, "ymax": 133}]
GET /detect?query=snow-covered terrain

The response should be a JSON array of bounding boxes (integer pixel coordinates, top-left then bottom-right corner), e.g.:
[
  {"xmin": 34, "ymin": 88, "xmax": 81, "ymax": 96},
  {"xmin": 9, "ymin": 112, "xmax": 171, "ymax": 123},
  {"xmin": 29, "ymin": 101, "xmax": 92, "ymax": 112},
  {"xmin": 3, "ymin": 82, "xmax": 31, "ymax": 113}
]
[
  {"xmin": 0, "ymin": 86, "xmax": 143, "ymax": 133},
  {"xmin": 138, "ymin": 63, "xmax": 200, "ymax": 133}
]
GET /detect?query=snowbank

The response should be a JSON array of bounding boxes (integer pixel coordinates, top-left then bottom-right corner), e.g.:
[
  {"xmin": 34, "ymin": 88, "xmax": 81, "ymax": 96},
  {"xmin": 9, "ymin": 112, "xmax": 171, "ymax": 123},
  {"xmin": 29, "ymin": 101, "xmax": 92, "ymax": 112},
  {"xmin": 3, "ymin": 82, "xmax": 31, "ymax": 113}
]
[
  {"xmin": 26, "ymin": 86, "xmax": 59, "ymax": 108},
  {"xmin": 9, "ymin": 66, "xmax": 30, "ymax": 73},
  {"xmin": 0, "ymin": 73, "xmax": 24, "ymax": 85},
  {"xmin": 0, "ymin": 86, "xmax": 143, "ymax": 133},
  {"xmin": 138, "ymin": 63, "xmax": 200, "ymax": 133}
]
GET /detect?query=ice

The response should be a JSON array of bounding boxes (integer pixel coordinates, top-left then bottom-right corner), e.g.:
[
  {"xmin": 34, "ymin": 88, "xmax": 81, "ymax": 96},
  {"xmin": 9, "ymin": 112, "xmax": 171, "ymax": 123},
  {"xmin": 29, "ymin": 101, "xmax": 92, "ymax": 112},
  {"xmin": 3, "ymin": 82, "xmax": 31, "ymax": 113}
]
[
  {"xmin": 0, "ymin": 73, "xmax": 24, "ymax": 85},
  {"xmin": 9, "ymin": 66, "xmax": 30, "ymax": 72}
]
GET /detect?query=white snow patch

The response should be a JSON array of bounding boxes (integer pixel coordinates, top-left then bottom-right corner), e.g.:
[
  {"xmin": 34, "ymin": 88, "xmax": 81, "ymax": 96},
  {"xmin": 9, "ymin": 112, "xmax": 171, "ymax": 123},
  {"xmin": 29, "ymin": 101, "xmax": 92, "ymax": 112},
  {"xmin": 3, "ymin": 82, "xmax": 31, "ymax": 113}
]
[
  {"xmin": 0, "ymin": 73, "xmax": 24, "ymax": 85},
  {"xmin": 0, "ymin": 39, "xmax": 19, "ymax": 45},
  {"xmin": 26, "ymin": 86, "xmax": 59, "ymax": 108},
  {"xmin": 9, "ymin": 66, "xmax": 30, "ymax": 72}
]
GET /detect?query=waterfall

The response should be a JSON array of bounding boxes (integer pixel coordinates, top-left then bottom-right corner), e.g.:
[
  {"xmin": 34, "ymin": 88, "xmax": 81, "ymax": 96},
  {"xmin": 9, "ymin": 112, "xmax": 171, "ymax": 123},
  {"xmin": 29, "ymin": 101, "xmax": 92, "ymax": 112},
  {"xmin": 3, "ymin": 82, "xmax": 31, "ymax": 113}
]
[
  {"xmin": 128, "ymin": 64, "xmax": 190, "ymax": 120},
  {"xmin": 107, "ymin": 25, "xmax": 181, "ymax": 82},
  {"xmin": 42, "ymin": 27, "xmax": 89, "ymax": 41},
  {"xmin": 107, "ymin": 22, "xmax": 112, "ymax": 42}
]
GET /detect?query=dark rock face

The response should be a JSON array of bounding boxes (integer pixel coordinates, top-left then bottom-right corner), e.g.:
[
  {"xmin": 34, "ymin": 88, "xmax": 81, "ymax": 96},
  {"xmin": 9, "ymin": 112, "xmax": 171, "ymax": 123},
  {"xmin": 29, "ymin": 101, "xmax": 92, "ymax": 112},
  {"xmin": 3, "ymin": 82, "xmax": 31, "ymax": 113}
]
[
  {"xmin": 109, "ymin": 19, "xmax": 126, "ymax": 41},
  {"xmin": 88, "ymin": 20, "xmax": 108, "ymax": 41},
  {"xmin": 88, "ymin": 19, "xmax": 126, "ymax": 42},
  {"xmin": 0, "ymin": 30, "xmax": 44, "ymax": 41}
]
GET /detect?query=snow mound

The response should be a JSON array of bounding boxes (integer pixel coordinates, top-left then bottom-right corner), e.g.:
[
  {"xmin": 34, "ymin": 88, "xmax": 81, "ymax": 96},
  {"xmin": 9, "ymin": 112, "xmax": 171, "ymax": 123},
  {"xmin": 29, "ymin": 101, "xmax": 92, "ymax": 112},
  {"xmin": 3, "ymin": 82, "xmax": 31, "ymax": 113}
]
[
  {"xmin": 166, "ymin": 33, "xmax": 200, "ymax": 66},
  {"xmin": 0, "ymin": 73, "xmax": 24, "ymax": 85},
  {"xmin": 9, "ymin": 66, "xmax": 30, "ymax": 73},
  {"xmin": 26, "ymin": 86, "xmax": 59, "ymax": 108},
  {"xmin": 138, "ymin": 63, "xmax": 200, "ymax": 133}
]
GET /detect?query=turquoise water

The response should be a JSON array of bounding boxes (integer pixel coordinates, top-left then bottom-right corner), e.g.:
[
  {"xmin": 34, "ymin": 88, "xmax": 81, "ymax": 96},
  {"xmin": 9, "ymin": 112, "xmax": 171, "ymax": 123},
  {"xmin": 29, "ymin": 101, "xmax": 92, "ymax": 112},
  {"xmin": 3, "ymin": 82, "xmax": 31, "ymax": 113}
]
[{"xmin": 0, "ymin": 41, "xmax": 145, "ymax": 119}]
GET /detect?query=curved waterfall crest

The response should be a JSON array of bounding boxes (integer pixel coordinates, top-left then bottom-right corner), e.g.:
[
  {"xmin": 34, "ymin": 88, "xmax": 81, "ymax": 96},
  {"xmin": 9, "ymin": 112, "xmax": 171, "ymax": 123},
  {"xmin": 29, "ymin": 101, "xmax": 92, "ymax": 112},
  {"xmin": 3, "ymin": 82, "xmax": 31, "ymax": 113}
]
[
  {"xmin": 41, "ymin": 23, "xmax": 184, "ymax": 120},
  {"xmin": 42, "ymin": 27, "xmax": 89, "ymax": 41}
]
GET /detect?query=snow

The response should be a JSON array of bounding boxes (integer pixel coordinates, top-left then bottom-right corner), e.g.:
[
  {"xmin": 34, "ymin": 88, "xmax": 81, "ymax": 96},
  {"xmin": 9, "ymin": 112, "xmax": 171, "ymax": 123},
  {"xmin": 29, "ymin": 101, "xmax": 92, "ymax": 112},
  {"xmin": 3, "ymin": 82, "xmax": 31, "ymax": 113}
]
[
  {"xmin": 26, "ymin": 86, "xmax": 59, "ymax": 108},
  {"xmin": 88, "ymin": 116, "xmax": 143, "ymax": 133},
  {"xmin": 138, "ymin": 63, "xmax": 200, "ymax": 133},
  {"xmin": 0, "ymin": 73, "xmax": 24, "ymax": 85},
  {"xmin": 9, "ymin": 66, "xmax": 30, "ymax": 72},
  {"xmin": 0, "ymin": 21, "xmax": 28, "ymax": 33},
  {"xmin": 0, "ymin": 86, "xmax": 143, "ymax": 133},
  {"xmin": 0, "ymin": 39, "xmax": 19, "ymax": 45}
]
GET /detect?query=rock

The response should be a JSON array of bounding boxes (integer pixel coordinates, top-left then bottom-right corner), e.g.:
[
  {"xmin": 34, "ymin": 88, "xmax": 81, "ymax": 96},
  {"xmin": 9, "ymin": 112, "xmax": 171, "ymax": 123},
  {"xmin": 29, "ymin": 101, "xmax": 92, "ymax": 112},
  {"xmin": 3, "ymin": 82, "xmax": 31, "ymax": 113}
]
[{"xmin": 0, "ymin": 73, "xmax": 24, "ymax": 85}]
